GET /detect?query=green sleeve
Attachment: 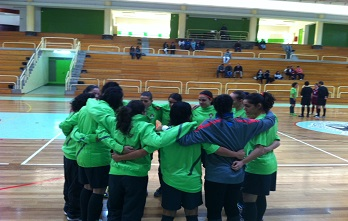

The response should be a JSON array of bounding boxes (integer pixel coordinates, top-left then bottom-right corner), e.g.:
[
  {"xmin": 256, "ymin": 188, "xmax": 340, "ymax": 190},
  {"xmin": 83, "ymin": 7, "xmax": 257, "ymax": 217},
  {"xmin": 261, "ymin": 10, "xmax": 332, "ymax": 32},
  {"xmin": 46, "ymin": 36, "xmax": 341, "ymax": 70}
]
[
  {"xmin": 70, "ymin": 127, "xmax": 98, "ymax": 144},
  {"xmin": 160, "ymin": 122, "xmax": 198, "ymax": 147},
  {"xmin": 86, "ymin": 99, "xmax": 115, "ymax": 128},
  {"xmin": 143, "ymin": 145, "xmax": 159, "ymax": 154},
  {"xmin": 202, "ymin": 143, "xmax": 220, "ymax": 154},
  {"xmin": 96, "ymin": 117, "xmax": 124, "ymax": 153},
  {"xmin": 59, "ymin": 112, "xmax": 79, "ymax": 136}
]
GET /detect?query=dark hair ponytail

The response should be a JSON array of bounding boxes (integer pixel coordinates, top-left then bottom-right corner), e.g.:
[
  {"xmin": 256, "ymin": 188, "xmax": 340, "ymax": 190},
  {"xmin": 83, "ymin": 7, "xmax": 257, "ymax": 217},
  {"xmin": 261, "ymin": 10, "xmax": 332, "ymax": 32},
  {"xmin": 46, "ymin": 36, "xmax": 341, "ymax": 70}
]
[
  {"xmin": 116, "ymin": 100, "xmax": 145, "ymax": 136},
  {"xmin": 99, "ymin": 86, "xmax": 123, "ymax": 111},
  {"xmin": 169, "ymin": 102, "xmax": 192, "ymax": 126},
  {"xmin": 245, "ymin": 92, "xmax": 275, "ymax": 112},
  {"xmin": 71, "ymin": 93, "xmax": 95, "ymax": 112}
]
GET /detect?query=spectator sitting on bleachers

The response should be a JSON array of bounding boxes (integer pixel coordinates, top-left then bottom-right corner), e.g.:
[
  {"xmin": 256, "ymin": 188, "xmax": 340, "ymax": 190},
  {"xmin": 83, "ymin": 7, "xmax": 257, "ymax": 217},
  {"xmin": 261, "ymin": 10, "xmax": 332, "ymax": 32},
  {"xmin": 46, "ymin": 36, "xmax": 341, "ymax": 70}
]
[
  {"xmin": 258, "ymin": 39, "xmax": 266, "ymax": 50},
  {"xmin": 198, "ymin": 40, "xmax": 205, "ymax": 50},
  {"xmin": 190, "ymin": 39, "xmax": 196, "ymax": 51},
  {"xmin": 233, "ymin": 63, "xmax": 243, "ymax": 78},
  {"xmin": 216, "ymin": 63, "xmax": 225, "ymax": 78},
  {"xmin": 295, "ymin": 66, "xmax": 305, "ymax": 80},
  {"xmin": 222, "ymin": 49, "xmax": 232, "ymax": 64},
  {"xmin": 224, "ymin": 63, "xmax": 233, "ymax": 78},
  {"xmin": 163, "ymin": 42, "xmax": 169, "ymax": 54},
  {"xmin": 129, "ymin": 45, "xmax": 135, "ymax": 59},
  {"xmin": 264, "ymin": 70, "xmax": 274, "ymax": 84},
  {"xmin": 254, "ymin": 69, "xmax": 264, "ymax": 84},
  {"xmin": 178, "ymin": 39, "xmax": 185, "ymax": 49},
  {"xmin": 184, "ymin": 39, "xmax": 191, "ymax": 50},
  {"xmin": 135, "ymin": 46, "xmax": 142, "ymax": 60},
  {"xmin": 169, "ymin": 42, "xmax": 176, "ymax": 54},
  {"xmin": 284, "ymin": 66, "xmax": 296, "ymax": 80},
  {"xmin": 234, "ymin": 41, "xmax": 242, "ymax": 52},
  {"xmin": 274, "ymin": 71, "xmax": 284, "ymax": 80}
]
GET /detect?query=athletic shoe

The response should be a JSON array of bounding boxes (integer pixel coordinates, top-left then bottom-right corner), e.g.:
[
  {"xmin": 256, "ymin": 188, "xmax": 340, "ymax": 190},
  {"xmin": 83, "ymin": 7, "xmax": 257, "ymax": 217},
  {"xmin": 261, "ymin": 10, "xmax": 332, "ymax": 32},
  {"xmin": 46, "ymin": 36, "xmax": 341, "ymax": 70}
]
[
  {"xmin": 290, "ymin": 113, "xmax": 297, "ymax": 116},
  {"xmin": 103, "ymin": 192, "xmax": 109, "ymax": 198},
  {"xmin": 315, "ymin": 115, "xmax": 320, "ymax": 118},
  {"xmin": 306, "ymin": 114, "xmax": 309, "ymax": 118},
  {"xmin": 154, "ymin": 187, "xmax": 162, "ymax": 198},
  {"xmin": 298, "ymin": 115, "xmax": 304, "ymax": 117}
]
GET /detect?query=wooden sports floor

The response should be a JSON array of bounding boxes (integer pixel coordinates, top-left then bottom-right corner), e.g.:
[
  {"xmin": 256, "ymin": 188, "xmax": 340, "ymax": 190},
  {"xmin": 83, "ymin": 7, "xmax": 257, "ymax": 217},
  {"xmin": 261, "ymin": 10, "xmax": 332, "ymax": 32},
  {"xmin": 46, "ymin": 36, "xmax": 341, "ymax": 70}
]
[{"xmin": 1, "ymin": 90, "xmax": 348, "ymax": 221}]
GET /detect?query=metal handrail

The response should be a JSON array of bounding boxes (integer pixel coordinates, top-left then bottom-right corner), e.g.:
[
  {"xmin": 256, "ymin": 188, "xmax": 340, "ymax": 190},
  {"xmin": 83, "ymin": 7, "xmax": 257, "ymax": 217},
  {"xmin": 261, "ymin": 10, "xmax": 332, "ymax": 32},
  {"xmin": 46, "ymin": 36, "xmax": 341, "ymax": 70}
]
[
  {"xmin": 45, "ymin": 42, "xmax": 73, "ymax": 49},
  {"xmin": 185, "ymin": 81, "xmax": 222, "ymax": 95},
  {"xmin": 65, "ymin": 41, "xmax": 81, "ymax": 91},
  {"xmin": 322, "ymin": 56, "xmax": 348, "ymax": 62},
  {"xmin": 291, "ymin": 54, "xmax": 319, "ymax": 60},
  {"xmin": 69, "ymin": 78, "xmax": 100, "ymax": 90},
  {"xmin": 193, "ymin": 50, "xmax": 223, "ymax": 57},
  {"xmin": 145, "ymin": 80, "xmax": 182, "ymax": 94},
  {"xmin": 123, "ymin": 47, "xmax": 155, "ymax": 54},
  {"xmin": 0, "ymin": 81, "xmax": 16, "ymax": 87},
  {"xmin": 233, "ymin": 52, "xmax": 256, "ymax": 58},
  {"xmin": 104, "ymin": 79, "xmax": 142, "ymax": 93},
  {"xmin": 258, "ymin": 53, "xmax": 286, "ymax": 59},
  {"xmin": 225, "ymin": 83, "xmax": 261, "ymax": 94},
  {"xmin": 2, "ymin": 42, "xmax": 36, "ymax": 48},
  {"xmin": 87, "ymin": 45, "xmax": 120, "ymax": 52},
  {"xmin": 186, "ymin": 29, "xmax": 218, "ymax": 39},
  {"xmin": 158, "ymin": 49, "xmax": 190, "ymax": 55}
]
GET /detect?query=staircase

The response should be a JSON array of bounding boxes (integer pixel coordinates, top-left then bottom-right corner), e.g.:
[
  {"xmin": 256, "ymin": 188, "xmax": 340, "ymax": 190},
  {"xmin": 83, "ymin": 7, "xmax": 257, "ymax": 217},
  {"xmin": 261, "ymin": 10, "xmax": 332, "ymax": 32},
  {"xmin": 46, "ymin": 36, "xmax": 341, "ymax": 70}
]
[{"xmin": 65, "ymin": 51, "xmax": 87, "ymax": 95}]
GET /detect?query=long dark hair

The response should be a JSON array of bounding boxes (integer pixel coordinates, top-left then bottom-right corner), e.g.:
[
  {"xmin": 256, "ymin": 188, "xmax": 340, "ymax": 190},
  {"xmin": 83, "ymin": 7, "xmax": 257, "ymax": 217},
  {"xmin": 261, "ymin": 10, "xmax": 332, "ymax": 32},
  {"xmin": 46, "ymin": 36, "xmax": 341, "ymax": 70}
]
[
  {"xmin": 101, "ymin": 81, "xmax": 120, "ymax": 95},
  {"xmin": 169, "ymin": 102, "xmax": 192, "ymax": 126},
  {"xmin": 213, "ymin": 94, "xmax": 233, "ymax": 118},
  {"xmin": 99, "ymin": 86, "xmax": 123, "ymax": 111},
  {"xmin": 83, "ymin": 85, "xmax": 99, "ymax": 94},
  {"xmin": 245, "ymin": 92, "xmax": 275, "ymax": 112},
  {"xmin": 116, "ymin": 100, "xmax": 145, "ymax": 136},
  {"xmin": 71, "ymin": 93, "xmax": 95, "ymax": 112},
  {"xmin": 168, "ymin": 93, "xmax": 182, "ymax": 102}
]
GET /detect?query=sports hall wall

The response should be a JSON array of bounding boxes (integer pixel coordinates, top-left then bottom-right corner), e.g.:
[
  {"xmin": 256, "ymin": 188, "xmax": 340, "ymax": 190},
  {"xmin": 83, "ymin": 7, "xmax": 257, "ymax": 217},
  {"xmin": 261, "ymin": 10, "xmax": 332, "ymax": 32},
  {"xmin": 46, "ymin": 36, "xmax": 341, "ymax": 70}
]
[
  {"xmin": 41, "ymin": 8, "xmax": 104, "ymax": 34},
  {"xmin": 186, "ymin": 17, "xmax": 250, "ymax": 33},
  {"xmin": 307, "ymin": 23, "xmax": 348, "ymax": 47}
]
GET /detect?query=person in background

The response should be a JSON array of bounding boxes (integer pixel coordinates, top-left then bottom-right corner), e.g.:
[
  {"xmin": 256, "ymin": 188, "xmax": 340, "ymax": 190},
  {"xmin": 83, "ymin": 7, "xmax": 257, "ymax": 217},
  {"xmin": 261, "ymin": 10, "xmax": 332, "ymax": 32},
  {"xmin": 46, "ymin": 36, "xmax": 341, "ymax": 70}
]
[
  {"xmin": 316, "ymin": 81, "xmax": 329, "ymax": 118},
  {"xmin": 223, "ymin": 49, "xmax": 232, "ymax": 64},
  {"xmin": 130, "ymin": 46, "xmax": 136, "ymax": 59},
  {"xmin": 233, "ymin": 63, "xmax": 243, "ymax": 78},
  {"xmin": 191, "ymin": 39, "xmax": 196, "ymax": 51},
  {"xmin": 311, "ymin": 83, "xmax": 319, "ymax": 115},
  {"xmin": 136, "ymin": 46, "xmax": 142, "ymax": 59},
  {"xmin": 170, "ymin": 42, "xmax": 176, "ymax": 54},
  {"xmin": 258, "ymin": 39, "xmax": 266, "ymax": 50},
  {"xmin": 285, "ymin": 43, "xmax": 293, "ymax": 59},
  {"xmin": 255, "ymin": 69, "xmax": 264, "ymax": 84},
  {"xmin": 295, "ymin": 66, "xmax": 304, "ymax": 80},
  {"xmin": 298, "ymin": 81, "xmax": 313, "ymax": 118},
  {"xmin": 178, "ymin": 39, "xmax": 185, "ymax": 50},
  {"xmin": 274, "ymin": 71, "xmax": 283, "ymax": 80},
  {"xmin": 224, "ymin": 63, "xmax": 233, "ymax": 78},
  {"xmin": 232, "ymin": 92, "xmax": 280, "ymax": 221},
  {"xmin": 264, "ymin": 70, "xmax": 271, "ymax": 84},
  {"xmin": 163, "ymin": 42, "xmax": 169, "ymax": 54},
  {"xmin": 290, "ymin": 82, "xmax": 298, "ymax": 116},
  {"xmin": 199, "ymin": 40, "xmax": 205, "ymax": 50},
  {"xmin": 234, "ymin": 41, "xmax": 242, "ymax": 52},
  {"xmin": 216, "ymin": 63, "xmax": 225, "ymax": 78}
]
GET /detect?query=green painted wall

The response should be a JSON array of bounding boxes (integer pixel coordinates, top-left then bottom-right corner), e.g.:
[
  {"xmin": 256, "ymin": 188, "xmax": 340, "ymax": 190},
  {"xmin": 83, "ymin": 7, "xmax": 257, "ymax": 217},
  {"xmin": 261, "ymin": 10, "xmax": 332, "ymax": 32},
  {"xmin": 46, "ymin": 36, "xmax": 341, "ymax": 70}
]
[
  {"xmin": 298, "ymin": 29, "xmax": 303, "ymax": 45},
  {"xmin": 322, "ymin": 23, "xmax": 348, "ymax": 47},
  {"xmin": 41, "ymin": 8, "xmax": 104, "ymax": 34},
  {"xmin": 49, "ymin": 58, "xmax": 71, "ymax": 84},
  {"xmin": 307, "ymin": 24, "xmax": 316, "ymax": 45},
  {"xmin": 186, "ymin": 17, "xmax": 249, "ymax": 32},
  {"xmin": 170, "ymin": 14, "xmax": 179, "ymax": 39}
]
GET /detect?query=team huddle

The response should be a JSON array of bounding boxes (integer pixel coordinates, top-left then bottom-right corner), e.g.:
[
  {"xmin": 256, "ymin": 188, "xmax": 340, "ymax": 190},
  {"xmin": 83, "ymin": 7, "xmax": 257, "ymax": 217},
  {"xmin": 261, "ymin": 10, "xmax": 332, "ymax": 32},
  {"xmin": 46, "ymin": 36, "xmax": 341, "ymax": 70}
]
[{"xmin": 60, "ymin": 82, "xmax": 280, "ymax": 221}]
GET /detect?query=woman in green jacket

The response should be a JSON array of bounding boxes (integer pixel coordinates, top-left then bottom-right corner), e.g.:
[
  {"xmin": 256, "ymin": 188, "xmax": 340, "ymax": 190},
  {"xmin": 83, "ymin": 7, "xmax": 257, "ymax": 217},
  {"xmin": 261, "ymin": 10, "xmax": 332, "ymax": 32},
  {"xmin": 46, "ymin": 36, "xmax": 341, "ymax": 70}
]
[
  {"xmin": 232, "ymin": 92, "xmax": 280, "ymax": 221},
  {"xmin": 60, "ymin": 93, "xmax": 95, "ymax": 220},
  {"xmin": 60, "ymin": 86, "xmax": 124, "ymax": 221}
]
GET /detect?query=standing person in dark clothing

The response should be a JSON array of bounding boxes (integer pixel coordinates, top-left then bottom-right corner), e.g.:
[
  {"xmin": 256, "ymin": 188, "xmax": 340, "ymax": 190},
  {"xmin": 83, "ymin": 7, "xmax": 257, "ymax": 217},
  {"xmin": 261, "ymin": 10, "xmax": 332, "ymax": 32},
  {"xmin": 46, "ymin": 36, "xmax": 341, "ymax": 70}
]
[
  {"xmin": 311, "ymin": 83, "xmax": 319, "ymax": 115},
  {"xmin": 316, "ymin": 81, "xmax": 329, "ymax": 118},
  {"xmin": 169, "ymin": 42, "xmax": 176, "ymax": 54},
  {"xmin": 234, "ymin": 41, "xmax": 242, "ymax": 52},
  {"xmin": 298, "ymin": 81, "xmax": 313, "ymax": 118}
]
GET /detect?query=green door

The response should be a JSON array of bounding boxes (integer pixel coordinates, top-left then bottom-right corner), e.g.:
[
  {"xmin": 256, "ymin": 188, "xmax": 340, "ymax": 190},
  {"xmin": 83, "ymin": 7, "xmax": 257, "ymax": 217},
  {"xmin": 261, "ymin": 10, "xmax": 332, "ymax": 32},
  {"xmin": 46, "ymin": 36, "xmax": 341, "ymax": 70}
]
[
  {"xmin": 298, "ymin": 28, "xmax": 303, "ymax": 45},
  {"xmin": 48, "ymin": 58, "xmax": 72, "ymax": 84}
]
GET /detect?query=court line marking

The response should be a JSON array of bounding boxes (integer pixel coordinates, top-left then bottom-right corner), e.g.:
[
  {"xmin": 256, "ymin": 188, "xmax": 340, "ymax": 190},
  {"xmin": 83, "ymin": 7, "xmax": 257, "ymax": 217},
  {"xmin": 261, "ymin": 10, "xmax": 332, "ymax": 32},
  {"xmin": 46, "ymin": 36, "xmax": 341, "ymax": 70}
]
[
  {"xmin": 21, "ymin": 132, "xmax": 63, "ymax": 165},
  {"xmin": 278, "ymin": 164, "xmax": 348, "ymax": 167},
  {"xmin": 0, "ymin": 176, "xmax": 64, "ymax": 191},
  {"xmin": 0, "ymin": 163, "xmax": 9, "ymax": 165},
  {"xmin": 25, "ymin": 164, "xmax": 63, "ymax": 166},
  {"xmin": 278, "ymin": 131, "xmax": 348, "ymax": 163}
]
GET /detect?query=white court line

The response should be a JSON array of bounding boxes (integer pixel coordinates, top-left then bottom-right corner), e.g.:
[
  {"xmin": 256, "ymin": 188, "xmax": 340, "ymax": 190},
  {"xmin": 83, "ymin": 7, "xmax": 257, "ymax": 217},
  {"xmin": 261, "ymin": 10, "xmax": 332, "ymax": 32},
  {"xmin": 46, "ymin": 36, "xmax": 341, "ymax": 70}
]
[
  {"xmin": 0, "ymin": 163, "xmax": 9, "ymax": 165},
  {"xmin": 21, "ymin": 132, "xmax": 62, "ymax": 165},
  {"xmin": 279, "ymin": 163, "xmax": 348, "ymax": 167},
  {"xmin": 24, "ymin": 164, "xmax": 63, "ymax": 166},
  {"xmin": 278, "ymin": 131, "xmax": 348, "ymax": 163}
]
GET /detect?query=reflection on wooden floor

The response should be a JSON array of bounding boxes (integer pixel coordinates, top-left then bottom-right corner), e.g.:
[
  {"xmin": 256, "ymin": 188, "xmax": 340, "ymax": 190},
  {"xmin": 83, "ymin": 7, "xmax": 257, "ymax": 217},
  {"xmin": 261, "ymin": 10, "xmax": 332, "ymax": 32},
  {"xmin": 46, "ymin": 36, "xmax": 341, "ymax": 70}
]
[{"xmin": 1, "ymin": 97, "xmax": 348, "ymax": 221}]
